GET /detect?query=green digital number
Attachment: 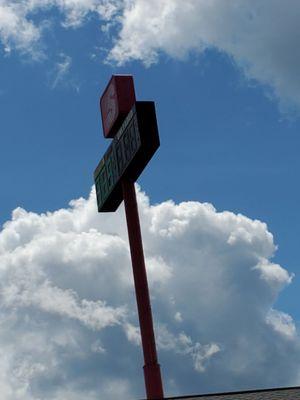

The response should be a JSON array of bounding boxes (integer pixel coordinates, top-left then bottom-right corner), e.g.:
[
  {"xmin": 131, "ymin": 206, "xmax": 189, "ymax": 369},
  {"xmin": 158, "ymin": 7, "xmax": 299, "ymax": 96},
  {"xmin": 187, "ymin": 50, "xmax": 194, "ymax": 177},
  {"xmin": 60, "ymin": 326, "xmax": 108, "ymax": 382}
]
[
  {"xmin": 97, "ymin": 167, "xmax": 108, "ymax": 205},
  {"xmin": 105, "ymin": 149, "xmax": 117, "ymax": 192},
  {"xmin": 123, "ymin": 129, "xmax": 132, "ymax": 163},
  {"xmin": 115, "ymin": 140, "xmax": 125, "ymax": 176}
]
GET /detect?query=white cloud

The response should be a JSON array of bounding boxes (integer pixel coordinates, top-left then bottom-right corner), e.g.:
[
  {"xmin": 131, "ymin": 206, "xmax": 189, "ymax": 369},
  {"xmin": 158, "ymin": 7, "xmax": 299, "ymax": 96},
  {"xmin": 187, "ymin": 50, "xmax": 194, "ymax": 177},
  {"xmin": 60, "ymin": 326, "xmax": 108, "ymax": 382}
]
[
  {"xmin": 0, "ymin": 185, "xmax": 299, "ymax": 399},
  {"xmin": 254, "ymin": 259, "xmax": 294, "ymax": 292},
  {"xmin": 0, "ymin": 0, "xmax": 121, "ymax": 57},
  {"xmin": 0, "ymin": 1, "xmax": 42, "ymax": 56},
  {"xmin": 266, "ymin": 309, "xmax": 297, "ymax": 340},
  {"xmin": 107, "ymin": 0, "xmax": 300, "ymax": 111},
  {"xmin": 156, "ymin": 325, "xmax": 221, "ymax": 373},
  {"xmin": 1, "ymin": 1, "xmax": 300, "ymax": 108},
  {"xmin": 50, "ymin": 53, "xmax": 72, "ymax": 89}
]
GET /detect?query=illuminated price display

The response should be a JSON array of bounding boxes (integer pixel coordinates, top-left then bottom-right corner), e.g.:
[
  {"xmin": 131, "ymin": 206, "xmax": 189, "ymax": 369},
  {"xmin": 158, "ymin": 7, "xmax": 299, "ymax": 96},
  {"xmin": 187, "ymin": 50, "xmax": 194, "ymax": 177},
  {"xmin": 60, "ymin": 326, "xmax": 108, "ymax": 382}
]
[{"xmin": 94, "ymin": 101, "xmax": 159, "ymax": 212}]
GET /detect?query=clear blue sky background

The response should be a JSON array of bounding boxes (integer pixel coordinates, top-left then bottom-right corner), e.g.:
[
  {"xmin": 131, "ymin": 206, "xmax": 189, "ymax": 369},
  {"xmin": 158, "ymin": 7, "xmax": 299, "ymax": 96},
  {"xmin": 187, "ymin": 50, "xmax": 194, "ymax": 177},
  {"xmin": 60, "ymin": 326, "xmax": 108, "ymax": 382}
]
[{"xmin": 1, "ymin": 2, "xmax": 300, "ymax": 398}]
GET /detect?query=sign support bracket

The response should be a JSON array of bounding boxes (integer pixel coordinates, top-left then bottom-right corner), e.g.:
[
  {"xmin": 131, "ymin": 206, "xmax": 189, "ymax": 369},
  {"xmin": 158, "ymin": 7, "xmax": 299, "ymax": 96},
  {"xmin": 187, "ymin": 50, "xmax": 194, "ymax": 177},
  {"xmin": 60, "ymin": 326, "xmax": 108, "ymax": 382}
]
[{"xmin": 122, "ymin": 178, "xmax": 164, "ymax": 399}]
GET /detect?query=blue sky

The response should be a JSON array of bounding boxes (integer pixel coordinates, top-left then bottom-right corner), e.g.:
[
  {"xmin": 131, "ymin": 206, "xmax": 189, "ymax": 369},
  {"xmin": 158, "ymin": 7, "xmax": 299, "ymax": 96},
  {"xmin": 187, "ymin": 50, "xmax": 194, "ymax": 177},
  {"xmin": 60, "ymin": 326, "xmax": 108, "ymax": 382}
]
[{"xmin": 1, "ymin": 1, "xmax": 300, "ymax": 399}]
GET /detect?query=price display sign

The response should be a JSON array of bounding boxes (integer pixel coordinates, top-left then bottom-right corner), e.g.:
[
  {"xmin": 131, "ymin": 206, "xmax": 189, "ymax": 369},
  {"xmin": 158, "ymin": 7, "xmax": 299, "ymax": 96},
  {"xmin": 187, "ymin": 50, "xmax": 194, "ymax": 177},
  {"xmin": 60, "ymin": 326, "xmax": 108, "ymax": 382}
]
[{"xmin": 94, "ymin": 101, "xmax": 159, "ymax": 212}]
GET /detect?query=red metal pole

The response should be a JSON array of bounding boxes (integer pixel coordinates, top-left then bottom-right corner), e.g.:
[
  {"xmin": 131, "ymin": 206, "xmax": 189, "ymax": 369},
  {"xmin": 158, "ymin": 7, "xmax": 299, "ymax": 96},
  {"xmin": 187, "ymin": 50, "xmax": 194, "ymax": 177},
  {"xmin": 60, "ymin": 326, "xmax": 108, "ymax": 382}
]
[{"xmin": 122, "ymin": 178, "xmax": 164, "ymax": 400}]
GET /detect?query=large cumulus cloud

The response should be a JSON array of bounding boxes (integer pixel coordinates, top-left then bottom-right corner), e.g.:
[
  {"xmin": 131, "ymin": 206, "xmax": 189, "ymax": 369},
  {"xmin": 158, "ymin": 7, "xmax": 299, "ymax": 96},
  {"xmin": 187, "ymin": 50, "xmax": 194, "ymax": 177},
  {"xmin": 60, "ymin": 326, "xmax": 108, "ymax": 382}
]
[{"xmin": 0, "ymin": 185, "xmax": 299, "ymax": 399}]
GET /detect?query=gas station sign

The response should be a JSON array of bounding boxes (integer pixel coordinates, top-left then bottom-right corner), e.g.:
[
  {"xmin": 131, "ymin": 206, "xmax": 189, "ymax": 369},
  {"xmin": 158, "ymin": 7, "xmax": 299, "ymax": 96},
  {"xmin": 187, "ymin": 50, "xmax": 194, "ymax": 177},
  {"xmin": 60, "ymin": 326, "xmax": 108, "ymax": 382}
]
[{"xmin": 94, "ymin": 76, "xmax": 164, "ymax": 399}]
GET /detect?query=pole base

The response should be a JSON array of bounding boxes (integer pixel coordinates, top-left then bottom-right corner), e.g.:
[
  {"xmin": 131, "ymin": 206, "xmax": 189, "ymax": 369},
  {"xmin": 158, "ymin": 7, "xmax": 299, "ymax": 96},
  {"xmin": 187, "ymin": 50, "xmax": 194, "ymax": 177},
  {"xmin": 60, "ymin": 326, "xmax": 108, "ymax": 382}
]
[{"xmin": 143, "ymin": 363, "xmax": 164, "ymax": 399}]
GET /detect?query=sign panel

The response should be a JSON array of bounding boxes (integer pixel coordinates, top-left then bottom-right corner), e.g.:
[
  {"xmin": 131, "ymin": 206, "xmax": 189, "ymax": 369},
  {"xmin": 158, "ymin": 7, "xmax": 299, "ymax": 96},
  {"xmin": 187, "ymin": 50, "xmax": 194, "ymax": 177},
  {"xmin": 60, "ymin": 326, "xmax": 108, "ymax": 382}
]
[
  {"xmin": 100, "ymin": 75, "xmax": 136, "ymax": 138},
  {"xmin": 94, "ymin": 101, "xmax": 159, "ymax": 212}
]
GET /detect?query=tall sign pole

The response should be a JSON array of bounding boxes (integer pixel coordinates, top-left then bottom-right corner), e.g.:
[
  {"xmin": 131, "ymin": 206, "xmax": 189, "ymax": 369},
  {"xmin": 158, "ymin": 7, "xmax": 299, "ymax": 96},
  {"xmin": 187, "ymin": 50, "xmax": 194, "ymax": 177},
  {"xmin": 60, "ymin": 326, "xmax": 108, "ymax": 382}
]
[
  {"xmin": 94, "ymin": 75, "xmax": 164, "ymax": 399},
  {"xmin": 122, "ymin": 179, "xmax": 164, "ymax": 399}
]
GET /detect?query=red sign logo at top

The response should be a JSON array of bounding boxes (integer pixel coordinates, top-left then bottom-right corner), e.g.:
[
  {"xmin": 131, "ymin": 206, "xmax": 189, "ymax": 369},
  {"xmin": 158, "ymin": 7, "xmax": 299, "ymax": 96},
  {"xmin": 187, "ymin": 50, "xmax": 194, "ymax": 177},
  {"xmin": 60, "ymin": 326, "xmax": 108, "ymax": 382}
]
[{"xmin": 100, "ymin": 75, "xmax": 136, "ymax": 138}]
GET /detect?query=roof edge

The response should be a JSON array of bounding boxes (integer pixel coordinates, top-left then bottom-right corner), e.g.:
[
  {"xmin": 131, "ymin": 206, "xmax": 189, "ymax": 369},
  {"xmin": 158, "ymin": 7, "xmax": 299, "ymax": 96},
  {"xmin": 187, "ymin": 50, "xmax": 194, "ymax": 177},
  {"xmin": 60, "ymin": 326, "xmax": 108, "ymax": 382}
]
[{"xmin": 163, "ymin": 385, "xmax": 300, "ymax": 400}]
